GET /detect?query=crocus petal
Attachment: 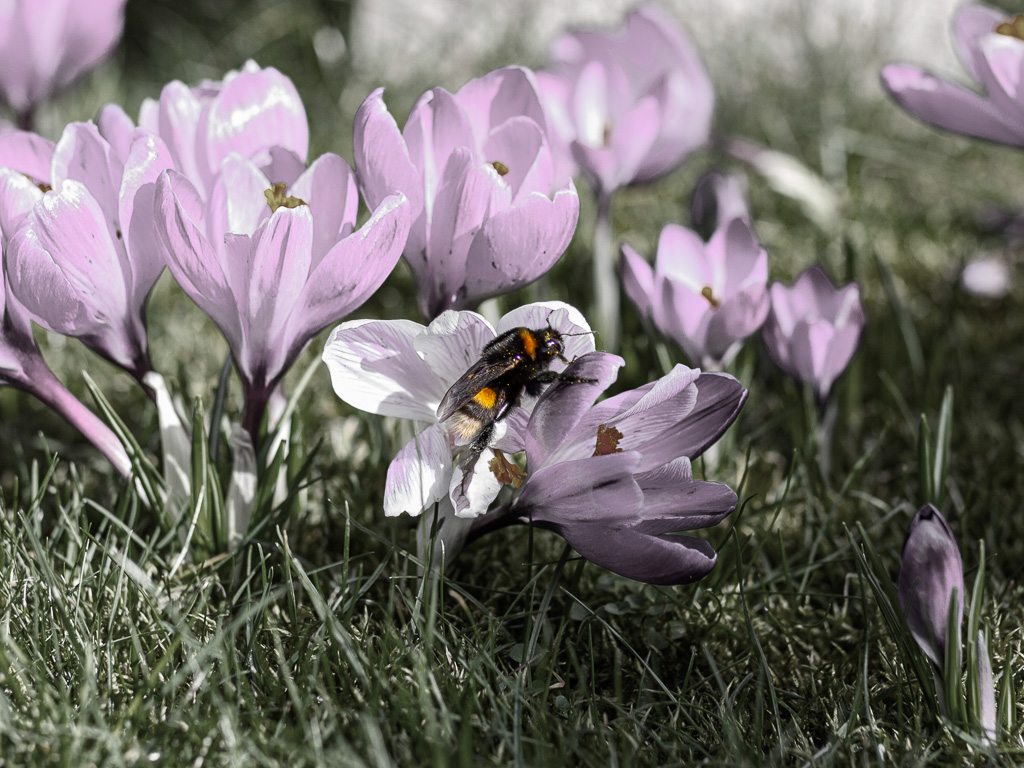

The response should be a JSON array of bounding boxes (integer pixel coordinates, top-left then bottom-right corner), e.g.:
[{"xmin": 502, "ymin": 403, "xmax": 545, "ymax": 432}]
[
  {"xmin": 208, "ymin": 153, "xmax": 272, "ymax": 241},
  {"xmin": 953, "ymin": 5, "xmax": 1006, "ymax": 81},
  {"xmin": 621, "ymin": 243, "xmax": 655, "ymax": 318},
  {"xmin": 156, "ymin": 171, "xmax": 243, "ymax": 351},
  {"xmin": 289, "ymin": 192, "xmax": 409, "ymax": 352},
  {"xmin": 289, "ymin": 152, "xmax": 359, "ymax": 262},
  {"xmin": 120, "ymin": 129, "xmax": 174, "ymax": 299},
  {"xmin": 898, "ymin": 503, "xmax": 965, "ymax": 670},
  {"xmin": 404, "ymin": 87, "xmax": 475, "ymax": 212},
  {"xmin": 691, "ymin": 171, "xmax": 751, "ymax": 231},
  {"xmin": 482, "ymin": 115, "xmax": 549, "ymax": 202},
  {"xmin": 202, "ymin": 63, "xmax": 309, "ymax": 180},
  {"xmin": 156, "ymin": 81, "xmax": 206, "ymax": 193},
  {"xmin": 516, "ymin": 451, "xmax": 643, "ymax": 524},
  {"xmin": 555, "ymin": 523, "xmax": 719, "ymax": 586},
  {"xmin": 456, "ymin": 66, "xmax": 549, "ymax": 149},
  {"xmin": 384, "ymin": 423, "xmax": 452, "ymax": 517},
  {"xmin": 97, "ymin": 103, "xmax": 136, "ymax": 163},
  {"xmin": 450, "ymin": 448, "xmax": 503, "ymax": 518},
  {"xmin": 462, "ymin": 180, "xmax": 579, "ymax": 302},
  {"xmin": 0, "ymin": 168, "xmax": 43, "ymax": 245},
  {"xmin": 352, "ymin": 88, "xmax": 422, "ymax": 214},
  {"xmin": 51, "ymin": 122, "xmax": 121, "ymax": 230},
  {"xmin": 8, "ymin": 180, "xmax": 128, "ymax": 336},
  {"xmin": 634, "ymin": 458, "xmax": 737, "ymax": 532},
  {"xmin": 881, "ymin": 64, "xmax": 1024, "ymax": 146},
  {"xmin": 0, "ymin": 130, "xmax": 54, "ymax": 183},
  {"xmin": 322, "ymin": 318, "xmax": 446, "ymax": 421},
  {"xmin": 525, "ymin": 352, "xmax": 624, "ymax": 466}
]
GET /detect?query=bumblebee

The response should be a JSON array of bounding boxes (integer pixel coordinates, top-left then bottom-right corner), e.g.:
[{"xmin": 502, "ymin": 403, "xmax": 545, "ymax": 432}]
[{"xmin": 437, "ymin": 326, "xmax": 595, "ymax": 478}]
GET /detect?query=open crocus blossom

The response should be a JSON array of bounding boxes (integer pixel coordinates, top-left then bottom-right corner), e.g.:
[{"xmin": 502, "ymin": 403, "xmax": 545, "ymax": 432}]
[
  {"xmin": 0, "ymin": 0, "xmax": 127, "ymax": 128},
  {"xmin": 0, "ymin": 167, "xmax": 130, "ymax": 475},
  {"xmin": 99, "ymin": 60, "xmax": 309, "ymax": 202},
  {"xmin": 536, "ymin": 4, "xmax": 713, "ymax": 197},
  {"xmin": 6, "ymin": 121, "xmax": 173, "ymax": 384},
  {"xmin": 622, "ymin": 214, "xmax": 769, "ymax": 368},
  {"xmin": 881, "ymin": 5, "xmax": 1024, "ymax": 147},
  {"xmin": 761, "ymin": 266, "xmax": 865, "ymax": 402},
  {"xmin": 353, "ymin": 66, "xmax": 579, "ymax": 320},
  {"xmin": 156, "ymin": 152, "xmax": 410, "ymax": 442},
  {"xmin": 322, "ymin": 302, "xmax": 595, "ymax": 525},
  {"xmin": 467, "ymin": 355, "xmax": 747, "ymax": 585}
]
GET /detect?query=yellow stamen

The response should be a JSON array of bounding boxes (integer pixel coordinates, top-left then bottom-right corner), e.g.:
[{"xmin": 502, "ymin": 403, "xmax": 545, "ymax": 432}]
[
  {"xmin": 701, "ymin": 286, "xmax": 721, "ymax": 309},
  {"xmin": 489, "ymin": 449, "xmax": 526, "ymax": 488},
  {"xmin": 264, "ymin": 182, "xmax": 307, "ymax": 213},
  {"xmin": 491, "ymin": 161, "xmax": 509, "ymax": 177},
  {"xmin": 995, "ymin": 15, "xmax": 1024, "ymax": 41}
]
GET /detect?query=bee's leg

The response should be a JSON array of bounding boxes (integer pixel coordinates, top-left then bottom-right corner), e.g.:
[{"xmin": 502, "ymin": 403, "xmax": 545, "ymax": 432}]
[
  {"xmin": 525, "ymin": 370, "xmax": 598, "ymax": 397},
  {"xmin": 457, "ymin": 421, "xmax": 496, "ymax": 490}
]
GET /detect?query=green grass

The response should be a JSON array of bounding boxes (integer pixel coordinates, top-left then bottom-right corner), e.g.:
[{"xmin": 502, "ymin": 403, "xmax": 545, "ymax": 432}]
[{"xmin": 1, "ymin": 1, "xmax": 1023, "ymax": 765}]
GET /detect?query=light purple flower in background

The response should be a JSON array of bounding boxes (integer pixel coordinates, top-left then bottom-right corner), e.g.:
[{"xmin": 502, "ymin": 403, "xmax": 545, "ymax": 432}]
[
  {"xmin": 155, "ymin": 152, "xmax": 410, "ymax": 442},
  {"xmin": 322, "ymin": 302, "xmax": 595, "ymax": 522},
  {"xmin": 99, "ymin": 60, "xmax": 309, "ymax": 201},
  {"xmin": 468, "ymin": 354, "xmax": 747, "ymax": 585},
  {"xmin": 5, "ymin": 121, "xmax": 173, "ymax": 383},
  {"xmin": 537, "ymin": 4, "xmax": 713, "ymax": 198},
  {"xmin": 622, "ymin": 213, "xmax": 769, "ymax": 368},
  {"xmin": 881, "ymin": 5, "xmax": 1024, "ymax": 147},
  {"xmin": 690, "ymin": 171, "xmax": 751, "ymax": 233},
  {"xmin": 761, "ymin": 266, "xmax": 865, "ymax": 402},
  {"xmin": 0, "ymin": 166, "xmax": 130, "ymax": 475},
  {"xmin": 353, "ymin": 66, "xmax": 579, "ymax": 320},
  {"xmin": 0, "ymin": 0, "xmax": 127, "ymax": 127}
]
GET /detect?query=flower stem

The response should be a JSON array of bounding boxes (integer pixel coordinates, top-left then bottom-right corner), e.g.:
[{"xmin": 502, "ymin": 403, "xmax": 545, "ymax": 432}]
[
  {"xmin": 8, "ymin": 355, "xmax": 131, "ymax": 476},
  {"xmin": 592, "ymin": 191, "xmax": 620, "ymax": 351}
]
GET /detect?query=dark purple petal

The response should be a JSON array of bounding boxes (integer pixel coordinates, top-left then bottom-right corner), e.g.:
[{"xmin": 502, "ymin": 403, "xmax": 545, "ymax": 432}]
[
  {"xmin": 634, "ymin": 459, "xmax": 737, "ymax": 532},
  {"xmin": 898, "ymin": 503, "xmax": 965, "ymax": 670},
  {"xmin": 524, "ymin": 352, "xmax": 623, "ymax": 466},
  {"xmin": 552, "ymin": 523, "xmax": 718, "ymax": 586},
  {"xmin": 515, "ymin": 451, "xmax": 642, "ymax": 524}
]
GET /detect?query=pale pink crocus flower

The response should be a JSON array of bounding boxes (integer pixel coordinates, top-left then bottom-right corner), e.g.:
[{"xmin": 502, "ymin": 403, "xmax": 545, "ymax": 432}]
[
  {"xmin": 761, "ymin": 266, "xmax": 865, "ymax": 402},
  {"xmin": 0, "ymin": 166, "xmax": 130, "ymax": 475},
  {"xmin": 0, "ymin": 0, "xmax": 127, "ymax": 129},
  {"xmin": 353, "ymin": 66, "xmax": 579, "ymax": 320},
  {"xmin": 882, "ymin": 5, "xmax": 1024, "ymax": 148},
  {"xmin": 99, "ymin": 60, "xmax": 309, "ymax": 202},
  {"xmin": 5, "ymin": 121, "xmax": 173, "ymax": 385},
  {"xmin": 155, "ymin": 152, "xmax": 410, "ymax": 443}
]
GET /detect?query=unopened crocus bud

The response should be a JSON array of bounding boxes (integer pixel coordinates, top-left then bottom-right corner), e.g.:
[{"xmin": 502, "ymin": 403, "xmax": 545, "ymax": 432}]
[
  {"xmin": 761, "ymin": 266, "xmax": 865, "ymax": 402},
  {"xmin": 898, "ymin": 503, "xmax": 964, "ymax": 670}
]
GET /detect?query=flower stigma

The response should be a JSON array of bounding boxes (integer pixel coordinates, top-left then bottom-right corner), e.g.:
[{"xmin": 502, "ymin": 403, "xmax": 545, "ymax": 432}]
[
  {"xmin": 701, "ymin": 285, "xmax": 721, "ymax": 309},
  {"xmin": 996, "ymin": 15, "xmax": 1024, "ymax": 40},
  {"xmin": 264, "ymin": 182, "xmax": 308, "ymax": 213}
]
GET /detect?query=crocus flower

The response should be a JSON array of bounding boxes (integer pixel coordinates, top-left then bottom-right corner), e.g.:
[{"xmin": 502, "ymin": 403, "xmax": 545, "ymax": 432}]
[
  {"xmin": 899, "ymin": 504, "xmax": 965, "ymax": 671},
  {"xmin": 6, "ymin": 121, "xmax": 173, "ymax": 383},
  {"xmin": 0, "ymin": 0, "xmax": 127, "ymax": 128},
  {"xmin": 0, "ymin": 167, "xmax": 130, "ymax": 475},
  {"xmin": 622, "ymin": 214, "xmax": 769, "ymax": 368},
  {"xmin": 353, "ymin": 66, "xmax": 579, "ymax": 320},
  {"xmin": 156, "ymin": 152, "xmax": 410, "ymax": 442},
  {"xmin": 761, "ymin": 266, "xmax": 865, "ymax": 402},
  {"xmin": 322, "ymin": 302, "xmax": 595, "ymax": 523},
  {"xmin": 467, "ymin": 355, "xmax": 747, "ymax": 585},
  {"xmin": 536, "ymin": 4, "xmax": 713, "ymax": 198},
  {"xmin": 881, "ymin": 5, "xmax": 1024, "ymax": 147},
  {"xmin": 99, "ymin": 60, "xmax": 309, "ymax": 201}
]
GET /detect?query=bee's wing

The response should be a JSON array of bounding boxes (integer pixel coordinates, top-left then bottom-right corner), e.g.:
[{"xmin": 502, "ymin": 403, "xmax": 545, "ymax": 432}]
[{"xmin": 436, "ymin": 357, "xmax": 520, "ymax": 421}]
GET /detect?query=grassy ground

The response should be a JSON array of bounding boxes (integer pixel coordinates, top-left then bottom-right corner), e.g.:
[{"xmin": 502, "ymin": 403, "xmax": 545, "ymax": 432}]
[{"xmin": 1, "ymin": 1, "xmax": 1023, "ymax": 765}]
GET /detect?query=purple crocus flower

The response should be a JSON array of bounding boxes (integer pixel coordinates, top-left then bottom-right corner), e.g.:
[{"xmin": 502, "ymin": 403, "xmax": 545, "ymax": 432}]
[
  {"xmin": 0, "ymin": 0, "xmax": 127, "ymax": 128},
  {"xmin": 353, "ymin": 66, "xmax": 579, "ymax": 319},
  {"xmin": 899, "ymin": 504, "xmax": 964, "ymax": 671},
  {"xmin": 761, "ymin": 266, "xmax": 865, "ymax": 402},
  {"xmin": 622, "ymin": 213, "xmax": 769, "ymax": 368},
  {"xmin": 5, "ymin": 121, "xmax": 173, "ymax": 384},
  {"xmin": 322, "ymin": 302, "xmax": 595, "ymax": 522},
  {"xmin": 881, "ymin": 5, "xmax": 1024, "ymax": 147},
  {"xmin": 0, "ymin": 167, "xmax": 130, "ymax": 475},
  {"xmin": 468, "ymin": 354, "xmax": 747, "ymax": 585},
  {"xmin": 155, "ymin": 152, "xmax": 410, "ymax": 442},
  {"xmin": 99, "ymin": 60, "xmax": 309, "ymax": 201},
  {"xmin": 536, "ymin": 4, "xmax": 713, "ymax": 197}
]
